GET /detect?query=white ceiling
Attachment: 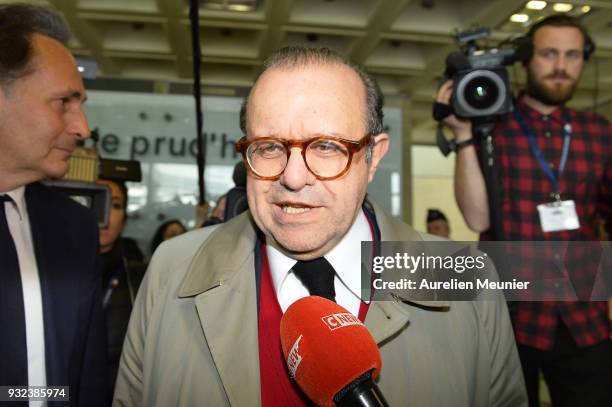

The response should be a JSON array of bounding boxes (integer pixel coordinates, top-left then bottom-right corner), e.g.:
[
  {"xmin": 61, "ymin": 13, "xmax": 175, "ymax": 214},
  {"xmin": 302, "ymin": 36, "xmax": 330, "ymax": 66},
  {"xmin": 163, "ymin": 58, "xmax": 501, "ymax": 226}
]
[{"xmin": 11, "ymin": 0, "xmax": 612, "ymax": 143}]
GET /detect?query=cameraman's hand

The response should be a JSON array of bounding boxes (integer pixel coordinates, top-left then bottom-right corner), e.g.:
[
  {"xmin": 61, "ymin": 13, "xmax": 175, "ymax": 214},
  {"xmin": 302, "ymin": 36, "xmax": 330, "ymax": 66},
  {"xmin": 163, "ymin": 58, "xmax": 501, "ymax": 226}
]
[{"xmin": 436, "ymin": 80, "xmax": 472, "ymax": 142}]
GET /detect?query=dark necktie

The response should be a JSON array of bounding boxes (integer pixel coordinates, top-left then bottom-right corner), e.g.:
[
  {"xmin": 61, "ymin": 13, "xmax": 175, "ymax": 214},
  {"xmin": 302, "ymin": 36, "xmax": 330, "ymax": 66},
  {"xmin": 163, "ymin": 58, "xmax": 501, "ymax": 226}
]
[
  {"xmin": 292, "ymin": 257, "xmax": 336, "ymax": 302},
  {"xmin": 0, "ymin": 194, "xmax": 29, "ymax": 385}
]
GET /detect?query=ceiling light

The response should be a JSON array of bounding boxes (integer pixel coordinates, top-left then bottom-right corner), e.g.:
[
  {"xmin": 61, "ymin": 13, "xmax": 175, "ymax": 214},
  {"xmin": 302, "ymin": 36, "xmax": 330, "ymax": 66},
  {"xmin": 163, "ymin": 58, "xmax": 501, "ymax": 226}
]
[
  {"xmin": 200, "ymin": 0, "xmax": 258, "ymax": 12},
  {"xmin": 581, "ymin": 5, "xmax": 591, "ymax": 13},
  {"xmin": 526, "ymin": 1, "xmax": 547, "ymax": 10},
  {"xmin": 75, "ymin": 57, "xmax": 97, "ymax": 79},
  {"xmin": 553, "ymin": 3, "xmax": 573, "ymax": 12},
  {"xmin": 510, "ymin": 14, "xmax": 530, "ymax": 23}
]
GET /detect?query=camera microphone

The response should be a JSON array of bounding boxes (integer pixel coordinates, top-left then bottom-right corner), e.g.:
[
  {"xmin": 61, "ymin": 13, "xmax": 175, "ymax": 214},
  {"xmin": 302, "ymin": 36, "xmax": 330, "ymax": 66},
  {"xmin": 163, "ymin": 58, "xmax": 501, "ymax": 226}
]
[
  {"xmin": 509, "ymin": 36, "xmax": 534, "ymax": 64},
  {"xmin": 444, "ymin": 52, "xmax": 471, "ymax": 77},
  {"xmin": 280, "ymin": 296, "xmax": 388, "ymax": 407}
]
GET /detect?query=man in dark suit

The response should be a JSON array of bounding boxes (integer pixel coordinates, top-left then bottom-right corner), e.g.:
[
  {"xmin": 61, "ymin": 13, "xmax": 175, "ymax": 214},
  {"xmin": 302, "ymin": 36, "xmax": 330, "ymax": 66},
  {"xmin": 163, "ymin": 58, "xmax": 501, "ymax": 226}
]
[{"xmin": 0, "ymin": 4, "xmax": 106, "ymax": 406}]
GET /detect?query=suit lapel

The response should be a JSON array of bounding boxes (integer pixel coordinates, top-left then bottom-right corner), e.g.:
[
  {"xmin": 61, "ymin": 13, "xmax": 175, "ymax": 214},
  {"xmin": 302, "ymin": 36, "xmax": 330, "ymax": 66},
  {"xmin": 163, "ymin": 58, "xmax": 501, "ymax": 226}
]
[
  {"xmin": 179, "ymin": 214, "xmax": 261, "ymax": 406},
  {"xmin": 25, "ymin": 184, "xmax": 79, "ymax": 386}
]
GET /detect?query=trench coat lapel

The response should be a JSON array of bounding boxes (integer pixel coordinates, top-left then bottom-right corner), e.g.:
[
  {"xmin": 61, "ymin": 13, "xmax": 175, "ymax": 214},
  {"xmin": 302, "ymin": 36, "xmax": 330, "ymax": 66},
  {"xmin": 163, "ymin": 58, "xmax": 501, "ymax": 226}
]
[
  {"xmin": 178, "ymin": 213, "xmax": 262, "ymax": 406},
  {"xmin": 364, "ymin": 202, "xmax": 450, "ymax": 343}
]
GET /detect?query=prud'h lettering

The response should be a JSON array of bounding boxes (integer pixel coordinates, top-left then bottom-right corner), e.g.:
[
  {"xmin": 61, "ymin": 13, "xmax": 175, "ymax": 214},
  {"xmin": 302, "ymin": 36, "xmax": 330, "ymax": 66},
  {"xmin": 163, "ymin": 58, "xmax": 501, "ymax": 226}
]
[{"xmin": 96, "ymin": 132, "xmax": 240, "ymax": 160}]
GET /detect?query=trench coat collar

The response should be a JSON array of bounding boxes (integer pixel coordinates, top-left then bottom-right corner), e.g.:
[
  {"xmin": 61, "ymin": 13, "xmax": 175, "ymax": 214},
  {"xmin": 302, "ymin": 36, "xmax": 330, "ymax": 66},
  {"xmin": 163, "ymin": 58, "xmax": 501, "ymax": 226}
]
[{"xmin": 178, "ymin": 202, "xmax": 451, "ymax": 309}]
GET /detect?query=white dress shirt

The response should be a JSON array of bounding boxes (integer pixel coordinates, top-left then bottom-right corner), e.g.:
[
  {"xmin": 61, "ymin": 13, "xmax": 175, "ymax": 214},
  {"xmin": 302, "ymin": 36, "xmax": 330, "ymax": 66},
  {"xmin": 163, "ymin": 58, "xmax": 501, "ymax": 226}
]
[
  {"xmin": 267, "ymin": 209, "xmax": 372, "ymax": 316},
  {"xmin": 4, "ymin": 187, "xmax": 47, "ymax": 394}
]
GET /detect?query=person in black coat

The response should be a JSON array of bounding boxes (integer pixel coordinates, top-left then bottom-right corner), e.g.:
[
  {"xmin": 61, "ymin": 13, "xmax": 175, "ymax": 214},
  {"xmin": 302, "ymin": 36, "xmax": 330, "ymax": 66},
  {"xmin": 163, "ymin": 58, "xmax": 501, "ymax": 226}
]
[{"xmin": 97, "ymin": 178, "xmax": 146, "ymax": 400}]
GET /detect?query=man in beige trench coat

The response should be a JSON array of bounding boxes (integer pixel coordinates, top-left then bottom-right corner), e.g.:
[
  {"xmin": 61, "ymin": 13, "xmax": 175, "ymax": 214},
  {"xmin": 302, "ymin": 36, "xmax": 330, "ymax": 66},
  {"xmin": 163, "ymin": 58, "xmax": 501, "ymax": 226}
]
[{"xmin": 113, "ymin": 46, "xmax": 527, "ymax": 407}]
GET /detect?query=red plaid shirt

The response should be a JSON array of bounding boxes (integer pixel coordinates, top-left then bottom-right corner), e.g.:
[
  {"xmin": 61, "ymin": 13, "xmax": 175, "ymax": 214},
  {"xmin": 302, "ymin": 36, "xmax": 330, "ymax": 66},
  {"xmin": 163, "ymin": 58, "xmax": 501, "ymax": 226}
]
[{"xmin": 483, "ymin": 97, "xmax": 612, "ymax": 351}]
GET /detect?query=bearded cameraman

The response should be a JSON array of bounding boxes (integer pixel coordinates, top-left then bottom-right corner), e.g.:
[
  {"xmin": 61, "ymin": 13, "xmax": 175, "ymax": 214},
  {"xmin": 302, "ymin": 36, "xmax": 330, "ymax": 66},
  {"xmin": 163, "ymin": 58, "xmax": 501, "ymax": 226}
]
[{"xmin": 435, "ymin": 14, "xmax": 612, "ymax": 407}]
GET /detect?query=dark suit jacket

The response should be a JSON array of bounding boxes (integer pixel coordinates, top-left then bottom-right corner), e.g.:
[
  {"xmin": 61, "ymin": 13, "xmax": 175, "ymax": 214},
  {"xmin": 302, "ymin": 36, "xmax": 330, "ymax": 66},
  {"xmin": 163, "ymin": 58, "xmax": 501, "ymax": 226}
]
[{"xmin": 25, "ymin": 182, "xmax": 107, "ymax": 406}]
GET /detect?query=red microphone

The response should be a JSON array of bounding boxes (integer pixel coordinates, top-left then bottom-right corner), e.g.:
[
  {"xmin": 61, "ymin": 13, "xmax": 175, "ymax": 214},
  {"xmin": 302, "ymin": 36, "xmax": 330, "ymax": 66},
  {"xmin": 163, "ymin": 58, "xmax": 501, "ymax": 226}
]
[{"xmin": 280, "ymin": 296, "xmax": 388, "ymax": 407}]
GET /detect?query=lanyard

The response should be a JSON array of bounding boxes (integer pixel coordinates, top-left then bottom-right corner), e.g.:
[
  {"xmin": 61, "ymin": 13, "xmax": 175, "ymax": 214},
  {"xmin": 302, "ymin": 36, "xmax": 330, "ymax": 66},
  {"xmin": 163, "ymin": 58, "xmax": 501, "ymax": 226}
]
[{"xmin": 513, "ymin": 106, "xmax": 572, "ymax": 199}]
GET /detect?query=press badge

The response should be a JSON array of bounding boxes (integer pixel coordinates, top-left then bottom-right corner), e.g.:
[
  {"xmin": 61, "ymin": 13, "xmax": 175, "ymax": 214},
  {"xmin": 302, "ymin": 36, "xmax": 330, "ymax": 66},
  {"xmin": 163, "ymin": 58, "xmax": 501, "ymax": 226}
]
[{"xmin": 537, "ymin": 200, "xmax": 580, "ymax": 232}]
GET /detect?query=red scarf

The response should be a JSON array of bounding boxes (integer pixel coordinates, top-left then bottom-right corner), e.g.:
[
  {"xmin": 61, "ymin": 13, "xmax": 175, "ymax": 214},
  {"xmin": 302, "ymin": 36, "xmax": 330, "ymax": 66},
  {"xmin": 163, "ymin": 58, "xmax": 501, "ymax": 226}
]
[
  {"xmin": 257, "ymin": 238, "xmax": 373, "ymax": 406},
  {"xmin": 258, "ymin": 244, "xmax": 310, "ymax": 406}
]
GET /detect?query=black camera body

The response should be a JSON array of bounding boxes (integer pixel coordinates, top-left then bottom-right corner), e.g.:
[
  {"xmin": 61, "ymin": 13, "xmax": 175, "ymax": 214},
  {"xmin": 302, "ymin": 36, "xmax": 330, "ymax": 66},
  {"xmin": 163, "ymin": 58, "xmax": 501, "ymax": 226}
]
[{"xmin": 446, "ymin": 28, "xmax": 532, "ymax": 119}]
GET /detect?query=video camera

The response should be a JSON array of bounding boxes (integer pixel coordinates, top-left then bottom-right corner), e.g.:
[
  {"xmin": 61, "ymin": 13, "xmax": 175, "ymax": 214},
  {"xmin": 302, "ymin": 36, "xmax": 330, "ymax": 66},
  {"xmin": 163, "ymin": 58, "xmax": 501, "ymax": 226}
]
[
  {"xmin": 444, "ymin": 27, "xmax": 532, "ymax": 118},
  {"xmin": 43, "ymin": 129, "xmax": 142, "ymax": 228}
]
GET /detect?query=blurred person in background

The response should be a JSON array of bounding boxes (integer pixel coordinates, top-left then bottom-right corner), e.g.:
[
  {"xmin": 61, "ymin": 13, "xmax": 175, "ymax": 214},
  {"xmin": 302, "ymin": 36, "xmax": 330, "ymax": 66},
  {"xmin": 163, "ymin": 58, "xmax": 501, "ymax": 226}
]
[
  {"xmin": 201, "ymin": 194, "xmax": 227, "ymax": 227},
  {"xmin": 223, "ymin": 160, "xmax": 249, "ymax": 221},
  {"xmin": 426, "ymin": 208, "xmax": 451, "ymax": 238},
  {"xmin": 97, "ymin": 177, "xmax": 146, "ymax": 399},
  {"xmin": 194, "ymin": 200, "xmax": 210, "ymax": 229},
  {"xmin": 150, "ymin": 219, "xmax": 187, "ymax": 254},
  {"xmin": 199, "ymin": 161, "xmax": 250, "ymax": 228},
  {"xmin": 211, "ymin": 194, "xmax": 227, "ymax": 222}
]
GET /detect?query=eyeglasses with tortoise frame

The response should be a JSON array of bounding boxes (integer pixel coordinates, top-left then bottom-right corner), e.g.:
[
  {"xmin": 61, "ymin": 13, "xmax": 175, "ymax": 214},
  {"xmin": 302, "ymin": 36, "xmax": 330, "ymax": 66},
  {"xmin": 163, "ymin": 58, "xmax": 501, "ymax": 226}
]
[{"xmin": 235, "ymin": 134, "xmax": 374, "ymax": 181}]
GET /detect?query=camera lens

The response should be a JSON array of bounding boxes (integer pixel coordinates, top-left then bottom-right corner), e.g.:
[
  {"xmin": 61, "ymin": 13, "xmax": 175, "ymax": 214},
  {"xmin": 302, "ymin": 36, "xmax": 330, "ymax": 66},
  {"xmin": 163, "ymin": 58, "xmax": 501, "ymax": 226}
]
[
  {"xmin": 453, "ymin": 69, "xmax": 510, "ymax": 117},
  {"xmin": 464, "ymin": 77, "xmax": 499, "ymax": 110}
]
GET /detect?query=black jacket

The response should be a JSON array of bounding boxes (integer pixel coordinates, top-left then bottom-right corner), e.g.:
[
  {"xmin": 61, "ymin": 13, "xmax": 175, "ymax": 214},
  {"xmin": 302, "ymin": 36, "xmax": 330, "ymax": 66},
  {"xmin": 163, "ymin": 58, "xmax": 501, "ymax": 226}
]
[{"xmin": 100, "ymin": 238, "xmax": 146, "ymax": 400}]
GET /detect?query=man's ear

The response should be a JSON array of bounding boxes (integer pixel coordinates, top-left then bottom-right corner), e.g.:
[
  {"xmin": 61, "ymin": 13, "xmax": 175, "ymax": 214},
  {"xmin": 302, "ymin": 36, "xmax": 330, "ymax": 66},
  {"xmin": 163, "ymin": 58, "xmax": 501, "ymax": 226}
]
[{"xmin": 367, "ymin": 133, "xmax": 389, "ymax": 183}]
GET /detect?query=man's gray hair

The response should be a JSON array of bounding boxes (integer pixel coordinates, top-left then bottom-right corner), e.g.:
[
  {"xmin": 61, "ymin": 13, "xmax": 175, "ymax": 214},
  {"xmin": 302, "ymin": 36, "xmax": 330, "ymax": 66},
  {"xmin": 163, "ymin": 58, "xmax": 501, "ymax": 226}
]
[
  {"xmin": 239, "ymin": 46, "xmax": 384, "ymax": 138},
  {"xmin": 0, "ymin": 3, "xmax": 71, "ymax": 89}
]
